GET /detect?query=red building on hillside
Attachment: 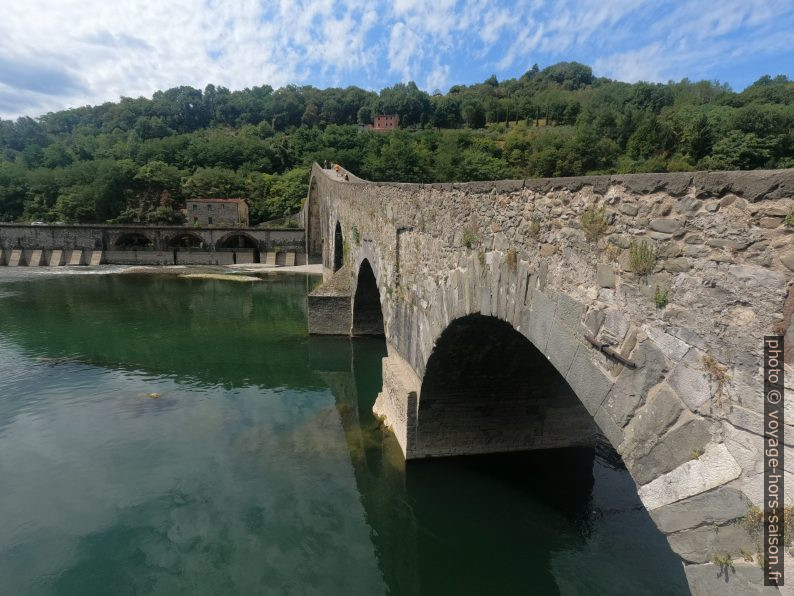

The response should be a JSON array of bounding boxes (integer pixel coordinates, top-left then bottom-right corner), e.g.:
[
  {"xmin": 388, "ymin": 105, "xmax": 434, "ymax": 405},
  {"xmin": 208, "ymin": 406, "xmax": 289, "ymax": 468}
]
[{"xmin": 372, "ymin": 114, "xmax": 399, "ymax": 131}]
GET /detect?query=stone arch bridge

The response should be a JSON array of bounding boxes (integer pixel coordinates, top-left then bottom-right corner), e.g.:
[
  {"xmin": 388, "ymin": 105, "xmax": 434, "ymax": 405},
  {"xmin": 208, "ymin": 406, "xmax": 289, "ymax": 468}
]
[{"xmin": 305, "ymin": 163, "xmax": 794, "ymax": 594}]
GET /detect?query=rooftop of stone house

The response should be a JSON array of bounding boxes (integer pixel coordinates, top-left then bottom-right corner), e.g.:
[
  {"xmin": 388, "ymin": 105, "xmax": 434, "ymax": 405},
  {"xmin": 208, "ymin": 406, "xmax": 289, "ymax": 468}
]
[{"xmin": 187, "ymin": 198, "xmax": 248, "ymax": 204}]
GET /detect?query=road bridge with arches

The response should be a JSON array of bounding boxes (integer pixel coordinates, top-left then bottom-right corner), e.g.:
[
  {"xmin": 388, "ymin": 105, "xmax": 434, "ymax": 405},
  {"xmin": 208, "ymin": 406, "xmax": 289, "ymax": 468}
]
[{"xmin": 0, "ymin": 223, "xmax": 305, "ymax": 266}]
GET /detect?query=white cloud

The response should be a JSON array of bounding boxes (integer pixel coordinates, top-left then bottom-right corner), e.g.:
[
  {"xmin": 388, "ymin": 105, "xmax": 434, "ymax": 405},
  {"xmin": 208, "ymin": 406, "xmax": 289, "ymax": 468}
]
[
  {"xmin": 592, "ymin": 0, "xmax": 794, "ymax": 85},
  {"xmin": 0, "ymin": 0, "xmax": 383, "ymax": 118},
  {"xmin": 0, "ymin": 0, "xmax": 791, "ymax": 119},
  {"xmin": 387, "ymin": 21, "xmax": 424, "ymax": 81},
  {"xmin": 425, "ymin": 61, "xmax": 450, "ymax": 92},
  {"xmin": 592, "ymin": 43, "xmax": 668, "ymax": 83}
]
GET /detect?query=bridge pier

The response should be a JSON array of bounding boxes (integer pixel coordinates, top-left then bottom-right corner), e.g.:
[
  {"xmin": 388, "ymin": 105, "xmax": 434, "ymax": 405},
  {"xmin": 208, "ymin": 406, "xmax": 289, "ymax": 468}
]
[
  {"xmin": 373, "ymin": 348, "xmax": 420, "ymax": 457},
  {"xmin": 307, "ymin": 265, "xmax": 352, "ymax": 335}
]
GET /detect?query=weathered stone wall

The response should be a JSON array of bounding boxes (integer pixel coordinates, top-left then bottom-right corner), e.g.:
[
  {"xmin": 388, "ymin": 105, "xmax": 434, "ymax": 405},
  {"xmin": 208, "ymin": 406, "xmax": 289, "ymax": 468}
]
[
  {"xmin": 307, "ymin": 163, "xmax": 794, "ymax": 594},
  {"xmin": 307, "ymin": 266, "xmax": 353, "ymax": 335}
]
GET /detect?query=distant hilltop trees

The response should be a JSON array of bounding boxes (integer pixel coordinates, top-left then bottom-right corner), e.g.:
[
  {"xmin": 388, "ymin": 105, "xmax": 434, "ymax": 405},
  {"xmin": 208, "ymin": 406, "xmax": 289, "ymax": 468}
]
[{"xmin": 1, "ymin": 62, "xmax": 792, "ymax": 224}]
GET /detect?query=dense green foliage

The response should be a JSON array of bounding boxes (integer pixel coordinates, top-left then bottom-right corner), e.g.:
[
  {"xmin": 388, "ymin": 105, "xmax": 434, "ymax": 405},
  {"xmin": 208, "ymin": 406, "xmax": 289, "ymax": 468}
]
[{"xmin": 1, "ymin": 62, "xmax": 792, "ymax": 223}]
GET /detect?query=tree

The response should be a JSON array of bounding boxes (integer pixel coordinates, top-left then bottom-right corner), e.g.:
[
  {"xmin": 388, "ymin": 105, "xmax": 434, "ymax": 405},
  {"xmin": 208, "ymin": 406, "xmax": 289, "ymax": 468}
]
[
  {"xmin": 459, "ymin": 148, "xmax": 513, "ymax": 180},
  {"xmin": 41, "ymin": 143, "xmax": 74, "ymax": 168},
  {"xmin": 702, "ymin": 131, "xmax": 778, "ymax": 170},
  {"xmin": 364, "ymin": 130, "xmax": 432, "ymax": 182},
  {"xmin": 0, "ymin": 162, "xmax": 28, "ymax": 220},
  {"xmin": 357, "ymin": 105, "xmax": 373, "ymax": 126},
  {"xmin": 182, "ymin": 167, "xmax": 246, "ymax": 197},
  {"xmin": 247, "ymin": 167, "xmax": 309, "ymax": 223},
  {"xmin": 461, "ymin": 99, "xmax": 486, "ymax": 128},
  {"xmin": 627, "ymin": 115, "xmax": 670, "ymax": 160},
  {"xmin": 54, "ymin": 187, "xmax": 96, "ymax": 222},
  {"xmin": 682, "ymin": 114, "xmax": 714, "ymax": 161},
  {"xmin": 430, "ymin": 96, "xmax": 461, "ymax": 128}
]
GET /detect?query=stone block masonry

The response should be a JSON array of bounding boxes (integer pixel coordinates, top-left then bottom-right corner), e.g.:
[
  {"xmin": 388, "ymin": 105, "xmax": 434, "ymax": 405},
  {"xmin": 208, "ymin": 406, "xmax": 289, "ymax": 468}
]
[
  {"xmin": 307, "ymin": 266, "xmax": 353, "ymax": 335},
  {"xmin": 305, "ymin": 163, "xmax": 794, "ymax": 595}
]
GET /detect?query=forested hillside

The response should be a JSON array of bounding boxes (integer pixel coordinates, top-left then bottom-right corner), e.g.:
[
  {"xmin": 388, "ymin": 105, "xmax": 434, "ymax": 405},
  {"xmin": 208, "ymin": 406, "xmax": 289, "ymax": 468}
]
[{"xmin": 1, "ymin": 62, "xmax": 792, "ymax": 224}]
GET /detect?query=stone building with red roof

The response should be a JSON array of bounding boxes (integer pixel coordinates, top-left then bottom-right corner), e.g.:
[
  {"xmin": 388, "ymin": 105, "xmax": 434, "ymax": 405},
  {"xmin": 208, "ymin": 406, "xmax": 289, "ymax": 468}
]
[{"xmin": 186, "ymin": 198, "xmax": 249, "ymax": 227}]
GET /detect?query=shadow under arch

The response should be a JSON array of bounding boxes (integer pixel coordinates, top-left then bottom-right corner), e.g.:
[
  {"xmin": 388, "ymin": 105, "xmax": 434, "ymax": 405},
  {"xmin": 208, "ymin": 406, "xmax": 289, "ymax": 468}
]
[
  {"xmin": 333, "ymin": 222, "xmax": 343, "ymax": 272},
  {"xmin": 215, "ymin": 232, "xmax": 260, "ymax": 264},
  {"xmin": 114, "ymin": 232, "xmax": 153, "ymax": 248},
  {"xmin": 216, "ymin": 232, "xmax": 258, "ymax": 250},
  {"xmin": 417, "ymin": 313, "xmax": 599, "ymax": 457},
  {"xmin": 352, "ymin": 259, "xmax": 384, "ymax": 337},
  {"xmin": 167, "ymin": 232, "xmax": 204, "ymax": 248},
  {"xmin": 411, "ymin": 312, "xmax": 690, "ymax": 592}
]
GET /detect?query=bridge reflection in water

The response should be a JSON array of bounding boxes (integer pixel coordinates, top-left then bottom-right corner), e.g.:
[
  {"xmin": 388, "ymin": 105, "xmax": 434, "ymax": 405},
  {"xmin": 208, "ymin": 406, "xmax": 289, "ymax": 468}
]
[
  {"xmin": 0, "ymin": 272, "xmax": 689, "ymax": 594},
  {"xmin": 308, "ymin": 335, "xmax": 689, "ymax": 595}
]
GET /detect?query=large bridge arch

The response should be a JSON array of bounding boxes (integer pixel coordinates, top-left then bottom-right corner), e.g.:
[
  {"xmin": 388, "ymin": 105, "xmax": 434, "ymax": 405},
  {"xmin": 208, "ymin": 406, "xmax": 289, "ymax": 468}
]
[
  {"xmin": 308, "ymin": 163, "xmax": 792, "ymax": 593},
  {"xmin": 416, "ymin": 313, "xmax": 599, "ymax": 457},
  {"xmin": 380, "ymin": 257, "xmax": 756, "ymax": 592}
]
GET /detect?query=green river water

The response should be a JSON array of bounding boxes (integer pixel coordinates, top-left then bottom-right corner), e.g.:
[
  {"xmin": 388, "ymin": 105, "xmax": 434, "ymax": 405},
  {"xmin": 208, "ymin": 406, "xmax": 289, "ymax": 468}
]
[{"xmin": 0, "ymin": 269, "xmax": 689, "ymax": 595}]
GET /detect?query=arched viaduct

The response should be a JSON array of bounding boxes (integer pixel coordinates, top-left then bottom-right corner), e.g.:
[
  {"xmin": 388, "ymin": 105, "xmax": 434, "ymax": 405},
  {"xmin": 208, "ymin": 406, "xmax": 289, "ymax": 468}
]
[
  {"xmin": 0, "ymin": 223, "xmax": 304, "ymax": 253},
  {"xmin": 305, "ymin": 163, "xmax": 794, "ymax": 594},
  {"xmin": 0, "ymin": 224, "xmax": 305, "ymax": 266}
]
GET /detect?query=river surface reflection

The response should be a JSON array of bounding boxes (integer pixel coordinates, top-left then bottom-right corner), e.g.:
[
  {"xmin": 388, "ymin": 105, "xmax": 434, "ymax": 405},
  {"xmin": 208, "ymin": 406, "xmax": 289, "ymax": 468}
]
[{"xmin": 0, "ymin": 270, "xmax": 688, "ymax": 595}]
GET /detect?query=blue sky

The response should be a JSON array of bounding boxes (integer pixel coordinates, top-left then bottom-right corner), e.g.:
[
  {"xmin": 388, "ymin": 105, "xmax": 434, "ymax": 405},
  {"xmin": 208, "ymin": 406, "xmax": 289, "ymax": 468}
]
[{"xmin": 1, "ymin": 0, "xmax": 793, "ymax": 120}]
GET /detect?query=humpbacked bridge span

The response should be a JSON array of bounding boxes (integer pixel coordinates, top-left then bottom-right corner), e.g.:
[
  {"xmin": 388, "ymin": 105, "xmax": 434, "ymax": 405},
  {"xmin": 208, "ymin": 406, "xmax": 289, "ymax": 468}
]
[{"xmin": 304, "ymin": 163, "xmax": 794, "ymax": 595}]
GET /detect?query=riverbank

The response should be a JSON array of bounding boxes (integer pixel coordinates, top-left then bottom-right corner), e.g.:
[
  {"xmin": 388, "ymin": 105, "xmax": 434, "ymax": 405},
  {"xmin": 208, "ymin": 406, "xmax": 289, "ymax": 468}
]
[
  {"xmin": 120, "ymin": 263, "xmax": 323, "ymax": 278},
  {"xmin": 0, "ymin": 263, "xmax": 323, "ymax": 281}
]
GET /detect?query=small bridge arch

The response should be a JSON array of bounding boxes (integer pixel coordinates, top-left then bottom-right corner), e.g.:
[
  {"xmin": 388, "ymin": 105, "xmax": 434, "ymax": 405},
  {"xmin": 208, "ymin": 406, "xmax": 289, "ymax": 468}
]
[
  {"xmin": 352, "ymin": 258, "xmax": 384, "ymax": 337},
  {"xmin": 167, "ymin": 232, "xmax": 204, "ymax": 248},
  {"xmin": 333, "ymin": 221, "xmax": 343, "ymax": 272},
  {"xmin": 114, "ymin": 232, "xmax": 153, "ymax": 248},
  {"xmin": 215, "ymin": 231, "xmax": 259, "ymax": 250}
]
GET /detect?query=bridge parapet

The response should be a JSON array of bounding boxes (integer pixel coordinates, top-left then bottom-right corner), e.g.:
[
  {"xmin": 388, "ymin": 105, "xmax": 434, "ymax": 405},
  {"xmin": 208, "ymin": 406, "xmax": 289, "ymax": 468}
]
[{"xmin": 306, "ymin": 163, "xmax": 794, "ymax": 594}]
